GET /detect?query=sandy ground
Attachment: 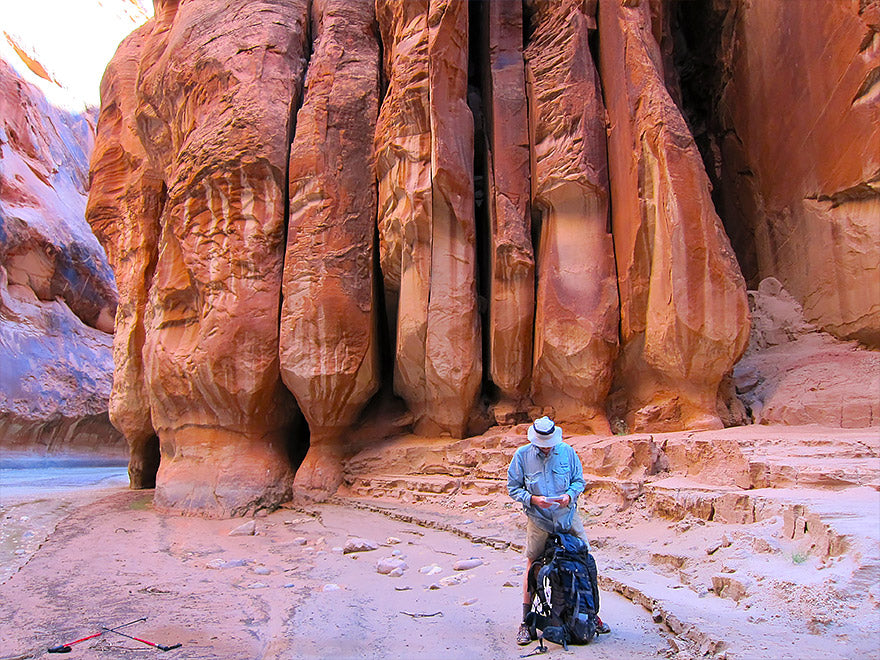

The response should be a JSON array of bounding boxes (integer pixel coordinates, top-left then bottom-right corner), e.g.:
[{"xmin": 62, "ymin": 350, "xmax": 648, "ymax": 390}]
[{"xmin": 0, "ymin": 476, "xmax": 668, "ymax": 660}]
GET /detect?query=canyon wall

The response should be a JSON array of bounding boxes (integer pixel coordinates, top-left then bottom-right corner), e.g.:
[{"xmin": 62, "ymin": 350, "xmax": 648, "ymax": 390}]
[
  {"xmin": 82, "ymin": 0, "xmax": 875, "ymax": 516},
  {"xmin": 681, "ymin": 0, "xmax": 880, "ymax": 348},
  {"xmin": 0, "ymin": 58, "xmax": 124, "ymax": 456}
]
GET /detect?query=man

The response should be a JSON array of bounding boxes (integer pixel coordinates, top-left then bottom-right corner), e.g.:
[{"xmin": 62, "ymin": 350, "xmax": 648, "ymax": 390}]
[{"xmin": 507, "ymin": 416, "xmax": 610, "ymax": 645}]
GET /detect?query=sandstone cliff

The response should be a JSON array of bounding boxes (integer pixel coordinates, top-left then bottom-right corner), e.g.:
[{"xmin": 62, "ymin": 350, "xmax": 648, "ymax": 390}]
[
  {"xmin": 0, "ymin": 58, "xmax": 124, "ymax": 457},
  {"xmin": 84, "ymin": 0, "xmax": 876, "ymax": 516}
]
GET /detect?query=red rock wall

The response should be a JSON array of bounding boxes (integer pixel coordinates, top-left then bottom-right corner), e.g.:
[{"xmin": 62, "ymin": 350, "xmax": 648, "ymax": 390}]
[
  {"xmin": 375, "ymin": 0, "xmax": 481, "ymax": 438},
  {"xmin": 525, "ymin": 0, "xmax": 619, "ymax": 434},
  {"xmin": 598, "ymin": 0, "xmax": 750, "ymax": 432},
  {"xmin": 87, "ymin": 23, "xmax": 162, "ymax": 486},
  {"xmin": 86, "ymin": 0, "xmax": 880, "ymax": 514},
  {"xmin": 132, "ymin": 0, "xmax": 310, "ymax": 516},
  {"xmin": 715, "ymin": 0, "xmax": 880, "ymax": 347},
  {"xmin": 482, "ymin": 0, "xmax": 535, "ymax": 414},
  {"xmin": 280, "ymin": 0, "xmax": 381, "ymax": 500}
]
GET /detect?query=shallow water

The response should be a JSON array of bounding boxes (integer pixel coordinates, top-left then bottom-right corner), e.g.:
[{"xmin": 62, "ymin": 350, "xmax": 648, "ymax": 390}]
[{"xmin": 0, "ymin": 465, "xmax": 129, "ymax": 505}]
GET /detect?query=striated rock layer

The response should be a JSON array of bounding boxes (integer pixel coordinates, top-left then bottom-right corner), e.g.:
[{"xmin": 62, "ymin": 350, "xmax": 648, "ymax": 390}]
[
  {"xmin": 280, "ymin": 0, "xmax": 381, "ymax": 500},
  {"xmin": 598, "ymin": 0, "xmax": 750, "ymax": 432},
  {"xmin": 525, "ymin": 0, "xmax": 619, "ymax": 434},
  {"xmin": 374, "ymin": 0, "xmax": 481, "ymax": 438},
  {"xmin": 0, "ymin": 57, "xmax": 123, "ymax": 456}
]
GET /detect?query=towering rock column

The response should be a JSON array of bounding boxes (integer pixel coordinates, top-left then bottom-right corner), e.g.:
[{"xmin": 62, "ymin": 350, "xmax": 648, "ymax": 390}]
[
  {"xmin": 524, "ymin": 0, "xmax": 619, "ymax": 434},
  {"xmin": 86, "ymin": 23, "xmax": 162, "ymax": 487},
  {"xmin": 482, "ymin": 0, "xmax": 535, "ymax": 419},
  {"xmin": 280, "ymin": 0, "xmax": 381, "ymax": 500},
  {"xmin": 132, "ymin": 0, "xmax": 311, "ymax": 516},
  {"xmin": 375, "ymin": 0, "xmax": 481, "ymax": 437},
  {"xmin": 598, "ymin": 0, "xmax": 750, "ymax": 432}
]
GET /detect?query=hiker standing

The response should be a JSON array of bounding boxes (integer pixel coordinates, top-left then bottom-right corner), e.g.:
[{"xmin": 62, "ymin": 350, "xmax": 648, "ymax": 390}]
[{"xmin": 507, "ymin": 416, "xmax": 610, "ymax": 645}]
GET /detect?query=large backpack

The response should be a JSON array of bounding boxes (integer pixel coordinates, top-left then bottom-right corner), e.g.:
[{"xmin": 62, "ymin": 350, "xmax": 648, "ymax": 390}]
[{"xmin": 525, "ymin": 532, "xmax": 600, "ymax": 648}]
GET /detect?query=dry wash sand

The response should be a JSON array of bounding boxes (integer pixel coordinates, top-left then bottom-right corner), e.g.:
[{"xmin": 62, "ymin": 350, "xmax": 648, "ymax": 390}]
[{"xmin": 0, "ymin": 485, "xmax": 666, "ymax": 660}]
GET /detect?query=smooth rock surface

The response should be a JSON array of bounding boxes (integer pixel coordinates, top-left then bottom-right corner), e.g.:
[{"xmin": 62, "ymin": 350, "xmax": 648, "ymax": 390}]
[{"xmin": 598, "ymin": 0, "xmax": 750, "ymax": 433}]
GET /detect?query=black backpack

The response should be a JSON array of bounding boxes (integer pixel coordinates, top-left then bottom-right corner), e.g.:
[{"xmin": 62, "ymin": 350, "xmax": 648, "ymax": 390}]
[{"xmin": 525, "ymin": 532, "xmax": 600, "ymax": 648}]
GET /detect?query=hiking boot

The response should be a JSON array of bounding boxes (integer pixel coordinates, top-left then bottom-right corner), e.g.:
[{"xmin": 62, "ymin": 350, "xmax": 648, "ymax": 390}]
[
  {"xmin": 596, "ymin": 616, "xmax": 611, "ymax": 634},
  {"xmin": 516, "ymin": 623, "xmax": 532, "ymax": 645}
]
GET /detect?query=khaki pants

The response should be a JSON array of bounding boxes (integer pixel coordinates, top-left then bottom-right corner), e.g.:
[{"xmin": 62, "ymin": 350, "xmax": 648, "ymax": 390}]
[{"xmin": 525, "ymin": 513, "xmax": 590, "ymax": 561}]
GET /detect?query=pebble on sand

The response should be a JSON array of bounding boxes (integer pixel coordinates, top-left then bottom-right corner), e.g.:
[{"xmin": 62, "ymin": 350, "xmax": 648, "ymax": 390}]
[
  {"xmin": 228, "ymin": 520, "xmax": 256, "ymax": 536},
  {"xmin": 377, "ymin": 557, "xmax": 408, "ymax": 575},
  {"xmin": 344, "ymin": 537, "xmax": 379, "ymax": 554},
  {"xmin": 453, "ymin": 558, "xmax": 483, "ymax": 571}
]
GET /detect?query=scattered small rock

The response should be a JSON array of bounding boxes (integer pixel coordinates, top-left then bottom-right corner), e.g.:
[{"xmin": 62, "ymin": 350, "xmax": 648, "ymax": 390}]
[
  {"xmin": 283, "ymin": 583, "xmax": 295, "ymax": 588},
  {"xmin": 322, "ymin": 583, "xmax": 341, "ymax": 592},
  {"xmin": 331, "ymin": 546, "xmax": 344, "ymax": 554},
  {"xmin": 419, "ymin": 564, "xmax": 442, "ymax": 575},
  {"xmin": 439, "ymin": 573, "xmax": 467, "ymax": 587},
  {"xmin": 252, "ymin": 567, "xmax": 271, "ymax": 575},
  {"xmin": 293, "ymin": 537, "xmax": 308, "ymax": 546},
  {"xmin": 461, "ymin": 598, "xmax": 478, "ymax": 606},
  {"xmin": 247, "ymin": 582, "xmax": 268, "ymax": 589},
  {"xmin": 391, "ymin": 549, "xmax": 403, "ymax": 557},
  {"xmin": 453, "ymin": 558, "xmax": 483, "ymax": 571},
  {"xmin": 344, "ymin": 538, "xmax": 379, "ymax": 554},
  {"xmin": 427, "ymin": 583, "xmax": 441, "ymax": 590},
  {"xmin": 386, "ymin": 537, "xmax": 402, "ymax": 545},
  {"xmin": 377, "ymin": 558, "xmax": 408, "ymax": 575},
  {"xmin": 389, "ymin": 567, "xmax": 406, "ymax": 578},
  {"xmin": 652, "ymin": 608, "xmax": 663, "ymax": 623},
  {"xmin": 502, "ymin": 581, "xmax": 517, "ymax": 588},
  {"xmin": 228, "ymin": 520, "xmax": 256, "ymax": 536}
]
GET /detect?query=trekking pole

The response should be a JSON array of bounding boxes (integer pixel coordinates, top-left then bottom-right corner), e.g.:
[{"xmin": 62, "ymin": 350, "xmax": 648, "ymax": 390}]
[
  {"xmin": 48, "ymin": 617, "xmax": 147, "ymax": 653},
  {"xmin": 101, "ymin": 626, "xmax": 181, "ymax": 652}
]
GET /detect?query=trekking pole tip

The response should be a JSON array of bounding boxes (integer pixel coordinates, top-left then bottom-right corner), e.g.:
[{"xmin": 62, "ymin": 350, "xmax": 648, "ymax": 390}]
[{"xmin": 158, "ymin": 643, "xmax": 182, "ymax": 651}]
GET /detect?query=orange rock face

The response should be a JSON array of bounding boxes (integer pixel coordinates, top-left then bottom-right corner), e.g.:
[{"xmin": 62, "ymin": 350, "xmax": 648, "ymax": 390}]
[
  {"xmin": 87, "ymin": 0, "xmax": 880, "ymax": 515},
  {"xmin": 598, "ymin": 0, "xmax": 750, "ymax": 432},
  {"xmin": 374, "ymin": 0, "xmax": 481, "ymax": 438},
  {"xmin": 714, "ymin": 0, "xmax": 880, "ymax": 347},
  {"xmin": 118, "ymin": 0, "xmax": 310, "ymax": 516},
  {"xmin": 525, "ymin": 0, "xmax": 619, "ymax": 434},
  {"xmin": 280, "ymin": 0, "xmax": 381, "ymax": 499},
  {"xmin": 482, "ymin": 0, "xmax": 535, "ymax": 413},
  {"xmin": 87, "ymin": 23, "xmax": 162, "ymax": 487}
]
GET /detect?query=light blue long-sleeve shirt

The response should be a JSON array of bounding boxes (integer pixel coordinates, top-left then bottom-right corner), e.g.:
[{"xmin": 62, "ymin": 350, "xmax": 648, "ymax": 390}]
[{"xmin": 507, "ymin": 441, "xmax": 586, "ymax": 533}]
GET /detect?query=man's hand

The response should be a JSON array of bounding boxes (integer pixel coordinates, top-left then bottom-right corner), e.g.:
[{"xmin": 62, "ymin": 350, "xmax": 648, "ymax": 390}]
[{"xmin": 530, "ymin": 494, "xmax": 571, "ymax": 509}]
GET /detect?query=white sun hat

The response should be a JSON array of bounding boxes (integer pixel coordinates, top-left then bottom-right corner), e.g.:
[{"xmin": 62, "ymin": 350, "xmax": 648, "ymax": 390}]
[{"xmin": 527, "ymin": 416, "xmax": 562, "ymax": 448}]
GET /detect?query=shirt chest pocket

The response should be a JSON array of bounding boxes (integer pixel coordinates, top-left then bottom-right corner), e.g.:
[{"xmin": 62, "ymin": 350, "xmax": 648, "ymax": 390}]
[
  {"xmin": 551, "ymin": 463, "xmax": 570, "ymax": 494},
  {"xmin": 524, "ymin": 471, "xmax": 542, "ymax": 494}
]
